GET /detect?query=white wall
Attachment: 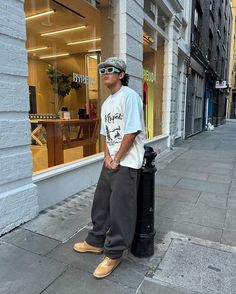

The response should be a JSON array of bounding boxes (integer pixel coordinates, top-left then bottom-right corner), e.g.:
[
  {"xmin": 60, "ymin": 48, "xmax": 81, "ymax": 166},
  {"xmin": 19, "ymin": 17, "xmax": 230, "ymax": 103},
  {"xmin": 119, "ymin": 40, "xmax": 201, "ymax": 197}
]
[{"xmin": 0, "ymin": 0, "xmax": 38, "ymax": 235}]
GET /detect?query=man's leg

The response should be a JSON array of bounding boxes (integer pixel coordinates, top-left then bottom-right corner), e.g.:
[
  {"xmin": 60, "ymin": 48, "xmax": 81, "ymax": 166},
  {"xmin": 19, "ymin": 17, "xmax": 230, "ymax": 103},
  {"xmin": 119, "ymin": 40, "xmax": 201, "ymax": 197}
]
[
  {"xmin": 85, "ymin": 165, "xmax": 112, "ymax": 248},
  {"xmin": 104, "ymin": 166, "xmax": 140, "ymax": 259},
  {"xmin": 92, "ymin": 166, "xmax": 140, "ymax": 278}
]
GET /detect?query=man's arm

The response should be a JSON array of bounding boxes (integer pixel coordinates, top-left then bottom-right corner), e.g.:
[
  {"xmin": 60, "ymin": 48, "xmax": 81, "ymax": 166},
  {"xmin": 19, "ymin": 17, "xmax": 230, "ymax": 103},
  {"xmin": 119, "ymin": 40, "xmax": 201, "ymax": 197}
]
[
  {"xmin": 110, "ymin": 133, "xmax": 137, "ymax": 170},
  {"xmin": 104, "ymin": 137, "xmax": 113, "ymax": 169}
]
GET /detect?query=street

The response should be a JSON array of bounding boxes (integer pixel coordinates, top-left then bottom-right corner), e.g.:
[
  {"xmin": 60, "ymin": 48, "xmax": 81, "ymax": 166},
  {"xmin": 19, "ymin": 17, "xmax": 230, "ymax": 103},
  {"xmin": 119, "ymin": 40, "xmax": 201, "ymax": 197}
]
[{"xmin": 0, "ymin": 120, "xmax": 236, "ymax": 294}]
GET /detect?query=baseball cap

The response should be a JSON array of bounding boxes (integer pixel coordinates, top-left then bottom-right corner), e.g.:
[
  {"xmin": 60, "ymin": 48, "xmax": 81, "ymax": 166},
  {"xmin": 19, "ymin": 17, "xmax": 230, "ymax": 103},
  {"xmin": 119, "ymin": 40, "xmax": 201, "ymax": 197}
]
[{"xmin": 98, "ymin": 57, "xmax": 127, "ymax": 72}]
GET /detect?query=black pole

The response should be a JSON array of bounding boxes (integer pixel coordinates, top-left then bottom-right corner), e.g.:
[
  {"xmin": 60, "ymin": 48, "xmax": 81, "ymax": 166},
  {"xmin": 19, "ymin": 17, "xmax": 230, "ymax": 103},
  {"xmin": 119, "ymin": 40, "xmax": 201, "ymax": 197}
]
[{"xmin": 131, "ymin": 145, "xmax": 157, "ymax": 257}]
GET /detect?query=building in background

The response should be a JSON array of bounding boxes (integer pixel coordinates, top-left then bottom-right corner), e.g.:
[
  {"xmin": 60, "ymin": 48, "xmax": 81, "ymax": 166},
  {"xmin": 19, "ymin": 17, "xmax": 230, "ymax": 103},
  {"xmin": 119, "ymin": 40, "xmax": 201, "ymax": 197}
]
[
  {"xmin": 185, "ymin": 0, "xmax": 232, "ymax": 137},
  {"xmin": 0, "ymin": 0, "xmax": 192, "ymax": 235},
  {"xmin": 228, "ymin": 0, "xmax": 236, "ymax": 119}
]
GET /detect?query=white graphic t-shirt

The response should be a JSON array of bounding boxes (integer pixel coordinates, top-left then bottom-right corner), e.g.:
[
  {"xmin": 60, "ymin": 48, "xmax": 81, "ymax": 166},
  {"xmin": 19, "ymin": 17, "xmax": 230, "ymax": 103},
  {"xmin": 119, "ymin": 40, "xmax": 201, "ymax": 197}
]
[{"xmin": 100, "ymin": 86, "xmax": 145, "ymax": 169}]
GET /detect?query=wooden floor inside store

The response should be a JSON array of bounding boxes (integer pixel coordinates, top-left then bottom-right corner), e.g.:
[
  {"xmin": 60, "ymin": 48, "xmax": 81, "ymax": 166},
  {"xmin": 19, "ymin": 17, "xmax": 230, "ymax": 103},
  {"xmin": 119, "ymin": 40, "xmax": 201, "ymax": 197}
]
[{"xmin": 31, "ymin": 145, "xmax": 84, "ymax": 172}]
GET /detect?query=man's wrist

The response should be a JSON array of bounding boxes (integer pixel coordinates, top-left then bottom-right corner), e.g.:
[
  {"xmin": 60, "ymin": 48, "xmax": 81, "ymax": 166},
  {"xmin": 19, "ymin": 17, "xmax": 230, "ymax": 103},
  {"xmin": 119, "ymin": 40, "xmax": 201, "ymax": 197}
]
[{"xmin": 113, "ymin": 158, "xmax": 120, "ymax": 165}]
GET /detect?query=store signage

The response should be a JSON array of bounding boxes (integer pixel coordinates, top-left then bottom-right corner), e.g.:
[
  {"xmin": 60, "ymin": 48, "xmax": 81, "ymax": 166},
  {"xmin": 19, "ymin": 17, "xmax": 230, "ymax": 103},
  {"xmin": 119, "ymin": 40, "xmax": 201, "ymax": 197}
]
[
  {"xmin": 73, "ymin": 73, "xmax": 96, "ymax": 85},
  {"xmin": 143, "ymin": 69, "xmax": 154, "ymax": 83},
  {"xmin": 215, "ymin": 80, "xmax": 227, "ymax": 89}
]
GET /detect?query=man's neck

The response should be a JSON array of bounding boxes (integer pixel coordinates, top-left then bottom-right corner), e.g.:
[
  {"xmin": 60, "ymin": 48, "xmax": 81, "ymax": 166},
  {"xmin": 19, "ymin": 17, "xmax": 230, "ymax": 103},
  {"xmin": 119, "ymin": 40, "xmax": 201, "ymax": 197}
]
[{"xmin": 110, "ymin": 83, "xmax": 122, "ymax": 95}]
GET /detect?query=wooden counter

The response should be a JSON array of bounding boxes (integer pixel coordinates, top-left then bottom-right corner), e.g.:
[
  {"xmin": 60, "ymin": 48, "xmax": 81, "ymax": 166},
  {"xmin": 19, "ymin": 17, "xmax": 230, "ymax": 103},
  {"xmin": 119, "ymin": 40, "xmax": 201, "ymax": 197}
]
[{"xmin": 30, "ymin": 119, "xmax": 99, "ymax": 167}]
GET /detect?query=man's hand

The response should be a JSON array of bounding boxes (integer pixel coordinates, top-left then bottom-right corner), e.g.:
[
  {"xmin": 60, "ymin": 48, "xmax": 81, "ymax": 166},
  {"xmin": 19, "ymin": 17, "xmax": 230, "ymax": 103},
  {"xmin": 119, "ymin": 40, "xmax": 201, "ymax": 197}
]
[
  {"xmin": 104, "ymin": 155, "xmax": 113, "ymax": 169},
  {"xmin": 110, "ymin": 160, "xmax": 120, "ymax": 170}
]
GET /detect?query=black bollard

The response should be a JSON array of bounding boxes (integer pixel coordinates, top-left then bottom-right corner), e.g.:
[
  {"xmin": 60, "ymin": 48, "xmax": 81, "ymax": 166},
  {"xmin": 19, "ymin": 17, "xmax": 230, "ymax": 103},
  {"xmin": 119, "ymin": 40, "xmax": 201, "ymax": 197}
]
[{"xmin": 131, "ymin": 145, "xmax": 157, "ymax": 257}]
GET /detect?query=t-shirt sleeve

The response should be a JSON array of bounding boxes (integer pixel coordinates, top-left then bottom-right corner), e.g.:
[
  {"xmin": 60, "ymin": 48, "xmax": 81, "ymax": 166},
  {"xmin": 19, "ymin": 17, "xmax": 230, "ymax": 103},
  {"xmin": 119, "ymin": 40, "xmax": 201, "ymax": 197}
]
[
  {"xmin": 124, "ymin": 93, "xmax": 143, "ymax": 134},
  {"xmin": 100, "ymin": 122, "xmax": 106, "ymax": 136},
  {"xmin": 100, "ymin": 106, "xmax": 106, "ymax": 136}
]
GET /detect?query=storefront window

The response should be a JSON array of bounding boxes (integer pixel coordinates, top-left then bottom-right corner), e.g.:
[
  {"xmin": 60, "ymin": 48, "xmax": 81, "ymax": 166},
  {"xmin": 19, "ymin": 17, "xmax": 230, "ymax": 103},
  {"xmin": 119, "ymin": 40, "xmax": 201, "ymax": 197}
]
[
  {"xmin": 143, "ymin": 23, "xmax": 165, "ymax": 138},
  {"xmin": 25, "ymin": 0, "xmax": 114, "ymax": 172}
]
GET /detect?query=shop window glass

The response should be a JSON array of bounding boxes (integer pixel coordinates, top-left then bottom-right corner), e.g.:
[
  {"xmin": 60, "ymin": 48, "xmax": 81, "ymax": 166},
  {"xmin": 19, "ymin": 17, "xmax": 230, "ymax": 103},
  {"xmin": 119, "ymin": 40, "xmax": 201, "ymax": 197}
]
[
  {"xmin": 25, "ymin": 0, "xmax": 114, "ymax": 172},
  {"xmin": 143, "ymin": 24, "xmax": 164, "ymax": 138}
]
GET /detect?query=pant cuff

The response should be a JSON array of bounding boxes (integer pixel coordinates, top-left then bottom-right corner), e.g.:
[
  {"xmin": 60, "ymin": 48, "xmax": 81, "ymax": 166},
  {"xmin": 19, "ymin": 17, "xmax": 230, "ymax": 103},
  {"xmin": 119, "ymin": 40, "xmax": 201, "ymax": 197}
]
[
  {"xmin": 85, "ymin": 235, "xmax": 104, "ymax": 248},
  {"xmin": 104, "ymin": 250, "xmax": 123, "ymax": 259}
]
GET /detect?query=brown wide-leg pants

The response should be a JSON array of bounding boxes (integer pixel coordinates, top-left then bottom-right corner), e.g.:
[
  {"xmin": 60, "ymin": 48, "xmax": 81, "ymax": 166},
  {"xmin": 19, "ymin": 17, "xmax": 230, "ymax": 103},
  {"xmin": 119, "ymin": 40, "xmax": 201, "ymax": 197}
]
[{"xmin": 86, "ymin": 165, "xmax": 140, "ymax": 259}]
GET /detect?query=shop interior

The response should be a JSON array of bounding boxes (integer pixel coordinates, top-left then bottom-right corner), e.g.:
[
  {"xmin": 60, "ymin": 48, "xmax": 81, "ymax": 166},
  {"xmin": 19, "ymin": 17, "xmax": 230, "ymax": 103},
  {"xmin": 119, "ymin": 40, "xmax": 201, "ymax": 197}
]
[
  {"xmin": 25, "ymin": 0, "xmax": 113, "ymax": 172},
  {"xmin": 143, "ymin": 22, "xmax": 165, "ymax": 139}
]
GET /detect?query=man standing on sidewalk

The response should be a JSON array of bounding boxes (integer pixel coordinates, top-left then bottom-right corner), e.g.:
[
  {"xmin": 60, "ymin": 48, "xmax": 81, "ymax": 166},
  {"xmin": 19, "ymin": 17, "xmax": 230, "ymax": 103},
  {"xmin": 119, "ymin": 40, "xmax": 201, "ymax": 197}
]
[{"xmin": 73, "ymin": 57, "xmax": 145, "ymax": 279}]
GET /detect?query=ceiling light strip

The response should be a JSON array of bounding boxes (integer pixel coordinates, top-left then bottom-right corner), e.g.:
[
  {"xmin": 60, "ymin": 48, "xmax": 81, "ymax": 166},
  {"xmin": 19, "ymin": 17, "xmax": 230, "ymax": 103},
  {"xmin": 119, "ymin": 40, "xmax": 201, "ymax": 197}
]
[
  {"xmin": 27, "ymin": 46, "xmax": 48, "ymax": 52},
  {"xmin": 39, "ymin": 53, "xmax": 69, "ymax": 59},
  {"xmin": 41, "ymin": 25, "xmax": 86, "ymax": 36},
  {"xmin": 88, "ymin": 49, "xmax": 101, "ymax": 52},
  {"xmin": 26, "ymin": 10, "xmax": 55, "ymax": 20},
  {"xmin": 67, "ymin": 38, "xmax": 101, "ymax": 46}
]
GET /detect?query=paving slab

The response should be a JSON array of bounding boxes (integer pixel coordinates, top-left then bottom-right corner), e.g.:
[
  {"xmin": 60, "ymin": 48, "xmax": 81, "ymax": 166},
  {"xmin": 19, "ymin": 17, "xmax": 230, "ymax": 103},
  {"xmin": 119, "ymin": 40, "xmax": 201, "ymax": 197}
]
[
  {"xmin": 153, "ymin": 239, "xmax": 236, "ymax": 294},
  {"xmin": 188, "ymin": 203, "xmax": 226, "ymax": 229},
  {"xmin": 224, "ymin": 209, "xmax": 236, "ymax": 231},
  {"xmin": 23, "ymin": 190, "xmax": 94, "ymax": 242},
  {"xmin": 232, "ymin": 169, "xmax": 236, "ymax": 179},
  {"xmin": 156, "ymin": 186, "xmax": 200, "ymax": 204},
  {"xmin": 179, "ymin": 154, "xmax": 235, "ymax": 163},
  {"xmin": 1, "ymin": 227, "xmax": 60, "ymax": 255},
  {"xmin": 47, "ymin": 228, "xmax": 102, "ymax": 273},
  {"xmin": 47, "ymin": 228, "xmax": 149, "ymax": 290},
  {"xmin": 221, "ymin": 229, "xmax": 236, "ymax": 247},
  {"xmin": 229, "ymin": 186, "xmax": 236, "ymax": 197},
  {"xmin": 42, "ymin": 267, "xmax": 135, "ymax": 294},
  {"xmin": 125, "ymin": 243, "xmax": 166, "ymax": 270},
  {"xmin": 106, "ymin": 258, "xmax": 149, "ymax": 290},
  {"xmin": 175, "ymin": 178, "xmax": 229, "ymax": 194},
  {"xmin": 227, "ymin": 198, "xmax": 236, "ymax": 210},
  {"xmin": 207, "ymin": 174, "xmax": 232, "ymax": 184},
  {"xmin": 155, "ymin": 199, "xmax": 193, "ymax": 221},
  {"xmin": 138, "ymin": 278, "xmax": 197, "ymax": 294},
  {"xmin": 0, "ymin": 241, "xmax": 66, "ymax": 294},
  {"xmin": 209, "ymin": 162, "xmax": 234, "ymax": 170},
  {"xmin": 196, "ymin": 192, "xmax": 227, "ymax": 209},
  {"xmin": 156, "ymin": 175, "xmax": 182, "ymax": 188},
  {"xmin": 154, "ymin": 216, "xmax": 222, "ymax": 243},
  {"xmin": 172, "ymin": 164, "xmax": 233, "ymax": 176},
  {"xmin": 158, "ymin": 168, "xmax": 208, "ymax": 181},
  {"xmin": 171, "ymin": 158, "xmax": 209, "ymax": 168}
]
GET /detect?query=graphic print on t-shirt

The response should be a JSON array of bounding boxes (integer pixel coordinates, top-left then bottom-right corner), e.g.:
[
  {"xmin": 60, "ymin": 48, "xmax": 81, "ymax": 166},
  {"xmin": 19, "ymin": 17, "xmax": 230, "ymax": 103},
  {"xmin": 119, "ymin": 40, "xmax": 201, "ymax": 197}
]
[{"xmin": 105, "ymin": 112, "xmax": 123, "ymax": 145}]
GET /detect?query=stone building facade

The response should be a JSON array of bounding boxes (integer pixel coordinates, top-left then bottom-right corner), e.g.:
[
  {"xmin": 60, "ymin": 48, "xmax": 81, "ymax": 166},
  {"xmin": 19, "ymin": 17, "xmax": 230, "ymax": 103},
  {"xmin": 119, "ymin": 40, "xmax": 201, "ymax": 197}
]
[
  {"xmin": 0, "ymin": 0, "xmax": 191, "ymax": 235},
  {"xmin": 185, "ymin": 0, "xmax": 232, "ymax": 137}
]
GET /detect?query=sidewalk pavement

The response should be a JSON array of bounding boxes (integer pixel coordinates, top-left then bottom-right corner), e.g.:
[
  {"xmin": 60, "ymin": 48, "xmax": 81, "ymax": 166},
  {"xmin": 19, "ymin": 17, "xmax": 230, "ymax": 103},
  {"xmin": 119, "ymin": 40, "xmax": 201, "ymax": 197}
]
[{"xmin": 1, "ymin": 120, "xmax": 236, "ymax": 294}]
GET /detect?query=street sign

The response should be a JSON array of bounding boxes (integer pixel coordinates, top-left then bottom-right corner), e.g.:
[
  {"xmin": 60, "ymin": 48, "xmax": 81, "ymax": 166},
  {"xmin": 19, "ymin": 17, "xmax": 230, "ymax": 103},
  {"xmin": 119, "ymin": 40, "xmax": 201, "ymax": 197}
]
[{"xmin": 215, "ymin": 80, "xmax": 227, "ymax": 89}]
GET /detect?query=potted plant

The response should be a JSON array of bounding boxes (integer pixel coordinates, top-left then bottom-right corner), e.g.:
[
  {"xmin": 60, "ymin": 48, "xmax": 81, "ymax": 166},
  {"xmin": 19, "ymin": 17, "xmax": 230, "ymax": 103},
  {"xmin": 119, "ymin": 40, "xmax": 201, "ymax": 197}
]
[{"xmin": 46, "ymin": 64, "xmax": 81, "ymax": 115}]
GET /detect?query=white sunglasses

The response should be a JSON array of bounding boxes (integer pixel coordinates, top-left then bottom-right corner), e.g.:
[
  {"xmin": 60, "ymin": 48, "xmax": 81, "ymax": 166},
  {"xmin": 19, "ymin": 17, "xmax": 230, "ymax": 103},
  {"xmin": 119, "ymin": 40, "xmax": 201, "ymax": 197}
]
[{"xmin": 99, "ymin": 66, "xmax": 121, "ymax": 74}]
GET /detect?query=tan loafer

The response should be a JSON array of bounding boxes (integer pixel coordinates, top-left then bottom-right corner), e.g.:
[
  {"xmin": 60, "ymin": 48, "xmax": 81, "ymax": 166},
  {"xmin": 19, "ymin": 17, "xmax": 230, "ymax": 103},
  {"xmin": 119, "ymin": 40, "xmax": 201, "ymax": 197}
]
[
  {"xmin": 73, "ymin": 241, "xmax": 103, "ymax": 254},
  {"xmin": 93, "ymin": 256, "xmax": 121, "ymax": 279}
]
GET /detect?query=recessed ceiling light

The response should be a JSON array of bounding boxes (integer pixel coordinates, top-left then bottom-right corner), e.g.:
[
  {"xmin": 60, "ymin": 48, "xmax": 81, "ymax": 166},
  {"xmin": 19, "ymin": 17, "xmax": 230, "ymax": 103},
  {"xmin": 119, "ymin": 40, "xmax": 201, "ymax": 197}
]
[
  {"xmin": 41, "ymin": 25, "xmax": 86, "ymax": 36},
  {"xmin": 26, "ymin": 9, "xmax": 55, "ymax": 20},
  {"xmin": 39, "ymin": 53, "xmax": 69, "ymax": 59},
  {"xmin": 67, "ymin": 38, "xmax": 101, "ymax": 46}
]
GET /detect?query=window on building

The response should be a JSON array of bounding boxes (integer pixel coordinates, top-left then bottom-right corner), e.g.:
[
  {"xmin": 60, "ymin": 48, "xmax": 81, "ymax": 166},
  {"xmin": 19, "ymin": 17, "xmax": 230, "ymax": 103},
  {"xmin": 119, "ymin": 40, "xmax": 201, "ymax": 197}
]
[
  {"xmin": 221, "ymin": 57, "xmax": 224, "ymax": 77},
  {"xmin": 193, "ymin": 4, "xmax": 202, "ymax": 45},
  {"xmin": 209, "ymin": 0, "xmax": 215, "ymax": 20},
  {"xmin": 218, "ymin": 8, "xmax": 222, "ymax": 32},
  {"xmin": 156, "ymin": 5, "xmax": 168, "ymax": 32},
  {"xmin": 144, "ymin": 0, "xmax": 156, "ymax": 21},
  {"xmin": 216, "ymin": 46, "xmax": 220, "ymax": 72},
  {"xmin": 143, "ymin": 22, "xmax": 165, "ymax": 138},
  {"xmin": 208, "ymin": 30, "xmax": 213, "ymax": 62},
  {"xmin": 25, "ymin": 0, "xmax": 115, "ymax": 172},
  {"xmin": 224, "ymin": 26, "xmax": 227, "ymax": 45}
]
